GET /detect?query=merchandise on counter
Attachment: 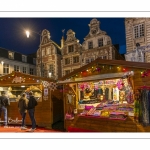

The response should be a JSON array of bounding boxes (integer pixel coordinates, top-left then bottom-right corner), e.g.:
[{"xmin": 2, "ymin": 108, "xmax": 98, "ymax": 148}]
[
  {"xmin": 100, "ymin": 110, "xmax": 110, "ymax": 118},
  {"xmin": 86, "ymin": 107, "xmax": 96, "ymax": 116},
  {"xmin": 109, "ymin": 111, "xmax": 127, "ymax": 120},
  {"xmin": 85, "ymin": 105, "xmax": 94, "ymax": 110},
  {"xmin": 93, "ymin": 110, "xmax": 101, "ymax": 116}
]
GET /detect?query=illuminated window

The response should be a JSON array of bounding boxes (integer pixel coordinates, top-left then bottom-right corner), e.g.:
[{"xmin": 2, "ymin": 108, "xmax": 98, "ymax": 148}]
[
  {"xmin": 8, "ymin": 51, "xmax": 14, "ymax": 59},
  {"xmin": 49, "ymin": 64, "xmax": 54, "ymax": 76}
]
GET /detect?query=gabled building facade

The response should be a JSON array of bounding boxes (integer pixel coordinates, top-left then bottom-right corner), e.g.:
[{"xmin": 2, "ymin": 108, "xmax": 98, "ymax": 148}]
[
  {"xmin": 125, "ymin": 18, "xmax": 150, "ymax": 62},
  {"xmin": 61, "ymin": 18, "xmax": 124, "ymax": 76},
  {"xmin": 61, "ymin": 29, "xmax": 82, "ymax": 77},
  {"xmin": 37, "ymin": 18, "xmax": 124, "ymax": 79},
  {"xmin": 36, "ymin": 29, "xmax": 62, "ymax": 79}
]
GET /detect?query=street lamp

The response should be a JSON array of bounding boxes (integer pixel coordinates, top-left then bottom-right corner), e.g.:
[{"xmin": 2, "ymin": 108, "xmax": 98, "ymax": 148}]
[{"xmin": 25, "ymin": 30, "xmax": 43, "ymax": 77}]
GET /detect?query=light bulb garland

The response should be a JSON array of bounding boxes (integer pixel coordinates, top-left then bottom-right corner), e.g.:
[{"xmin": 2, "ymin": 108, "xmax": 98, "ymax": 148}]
[{"xmin": 67, "ymin": 64, "xmax": 134, "ymax": 80}]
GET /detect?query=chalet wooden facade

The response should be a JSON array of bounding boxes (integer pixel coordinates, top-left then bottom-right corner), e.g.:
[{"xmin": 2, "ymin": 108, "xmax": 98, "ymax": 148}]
[
  {"xmin": 58, "ymin": 58, "xmax": 150, "ymax": 132},
  {"xmin": 0, "ymin": 71, "xmax": 63, "ymax": 129}
]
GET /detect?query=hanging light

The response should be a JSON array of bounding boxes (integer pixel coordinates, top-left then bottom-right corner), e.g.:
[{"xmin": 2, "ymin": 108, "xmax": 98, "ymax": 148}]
[{"xmin": 26, "ymin": 31, "xmax": 30, "ymax": 38}]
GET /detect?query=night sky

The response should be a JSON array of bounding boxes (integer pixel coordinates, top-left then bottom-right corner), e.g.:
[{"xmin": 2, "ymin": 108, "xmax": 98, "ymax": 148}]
[{"xmin": 0, "ymin": 18, "xmax": 126, "ymax": 55}]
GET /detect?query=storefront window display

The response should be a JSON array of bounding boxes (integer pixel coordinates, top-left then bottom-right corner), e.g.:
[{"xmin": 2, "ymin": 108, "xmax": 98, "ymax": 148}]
[
  {"xmin": 0, "ymin": 85, "xmax": 42, "ymax": 102},
  {"xmin": 77, "ymin": 77, "xmax": 134, "ymax": 120}
]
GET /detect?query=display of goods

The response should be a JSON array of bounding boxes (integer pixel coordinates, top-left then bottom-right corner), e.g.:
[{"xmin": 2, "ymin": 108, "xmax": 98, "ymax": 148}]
[
  {"xmin": 118, "ymin": 106, "xmax": 133, "ymax": 111},
  {"xmin": 79, "ymin": 99, "xmax": 100, "ymax": 104},
  {"xmin": 103, "ymin": 105, "xmax": 118, "ymax": 111},
  {"xmin": 93, "ymin": 110, "xmax": 101, "ymax": 116},
  {"xmin": 107, "ymin": 100, "xmax": 114, "ymax": 104},
  {"xmin": 96, "ymin": 103, "xmax": 104, "ymax": 110},
  {"xmin": 100, "ymin": 111, "xmax": 110, "ymax": 117},
  {"xmin": 86, "ymin": 107, "xmax": 96, "ymax": 116},
  {"xmin": 109, "ymin": 112, "xmax": 127, "ymax": 120},
  {"xmin": 85, "ymin": 105, "xmax": 94, "ymax": 110},
  {"xmin": 96, "ymin": 107, "xmax": 103, "ymax": 110},
  {"xmin": 65, "ymin": 113, "xmax": 74, "ymax": 120}
]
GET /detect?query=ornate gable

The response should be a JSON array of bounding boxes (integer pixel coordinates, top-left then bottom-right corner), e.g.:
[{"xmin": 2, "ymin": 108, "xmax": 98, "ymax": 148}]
[
  {"xmin": 66, "ymin": 29, "xmax": 77, "ymax": 42},
  {"xmin": 41, "ymin": 29, "xmax": 51, "ymax": 44},
  {"xmin": 84, "ymin": 18, "xmax": 106, "ymax": 40}
]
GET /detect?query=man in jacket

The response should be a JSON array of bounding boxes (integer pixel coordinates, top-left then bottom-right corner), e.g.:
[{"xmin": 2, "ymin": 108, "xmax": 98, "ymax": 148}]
[
  {"xmin": 18, "ymin": 93, "xmax": 28, "ymax": 130},
  {"xmin": 0, "ymin": 91, "xmax": 10, "ymax": 128},
  {"xmin": 27, "ymin": 91, "xmax": 37, "ymax": 132}
]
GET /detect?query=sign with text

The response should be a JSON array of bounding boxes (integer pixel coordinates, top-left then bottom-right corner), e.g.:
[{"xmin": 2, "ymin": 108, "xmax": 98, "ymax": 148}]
[{"xmin": 44, "ymin": 88, "xmax": 48, "ymax": 96}]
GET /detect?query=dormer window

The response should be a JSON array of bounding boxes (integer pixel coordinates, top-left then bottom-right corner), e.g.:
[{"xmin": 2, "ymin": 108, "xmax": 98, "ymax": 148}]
[
  {"xmin": 98, "ymin": 38, "xmax": 103, "ymax": 47},
  {"xmin": 8, "ymin": 51, "xmax": 14, "ymax": 59},
  {"xmin": 22, "ymin": 55, "xmax": 27, "ymax": 62},
  {"xmin": 68, "ymin": 45, "xmax": 74, "ymax": 53},
  {"xmin": 88, "ymin": 41, "xmax": 93, "ymax": 49}
]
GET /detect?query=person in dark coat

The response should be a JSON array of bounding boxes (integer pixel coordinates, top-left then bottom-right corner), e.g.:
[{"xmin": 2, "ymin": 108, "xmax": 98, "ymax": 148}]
[
  {"xmin": 27, "ymin": 91, "xmax": 38, "ymax": 132},
  {"xmin": 0, "ymin": 91, "xmax": 10, "ymax": 128},
  {"xmin": 18, "ymin": 93, "xmax": 28, "ymax": 130}
]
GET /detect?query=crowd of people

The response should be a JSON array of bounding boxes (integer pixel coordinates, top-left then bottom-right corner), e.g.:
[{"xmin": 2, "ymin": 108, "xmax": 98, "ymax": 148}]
[{"xmin": 0, "ymin": 91, "xmax": 38, "ymax": 132}]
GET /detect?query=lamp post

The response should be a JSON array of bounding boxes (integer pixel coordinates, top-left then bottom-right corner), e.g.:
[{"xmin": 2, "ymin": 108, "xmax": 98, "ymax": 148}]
[{"xmin": 25, "ymin": 30, "xmax": 43, "ymax": 77}]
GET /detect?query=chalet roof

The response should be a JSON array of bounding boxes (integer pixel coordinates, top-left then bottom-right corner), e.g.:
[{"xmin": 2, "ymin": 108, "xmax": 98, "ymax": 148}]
[
  {"xmin": 0, "ymin": 71, "xmax": 54, "ymax": 86},
  {"xmin": 59, "ymin": 58, "xmax": 150, "ymax": 81}
]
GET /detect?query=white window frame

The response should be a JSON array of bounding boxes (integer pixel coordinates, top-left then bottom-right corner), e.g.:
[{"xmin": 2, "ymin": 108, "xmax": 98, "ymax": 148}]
[
  {"xmin": 3, "ymin": 64, "xmax": 9, "ymax": 74},
  {"xmin": 14, "ymin": 65, "xmax": 19, "ymax": 72},
  {"xmin": 23, "ymin": 67, "xmax": 27, "ymax": 73}
]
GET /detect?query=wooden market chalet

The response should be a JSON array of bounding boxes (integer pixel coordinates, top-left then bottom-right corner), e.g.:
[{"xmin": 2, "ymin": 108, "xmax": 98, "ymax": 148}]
[
  {"xmin": 58, "ymin": 58, "xmax": 150, "ymax": 132},
  {"xmin": 0, "ymin": 71, "xmax": 63, "ymax": 129}
]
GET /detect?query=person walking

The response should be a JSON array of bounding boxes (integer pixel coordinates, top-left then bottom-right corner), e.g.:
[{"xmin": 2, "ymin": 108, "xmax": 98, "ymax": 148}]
[
  {"xmin": 0, "ymin": 91, "xmax": 10, "ymax": 128},
  {"xmin": 18, "ymin": 93, "xmax": 28, "ymax": 130},
  {"xmin": 27, "ymin": 91, "xmax": 38, "ymax": 132}
]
